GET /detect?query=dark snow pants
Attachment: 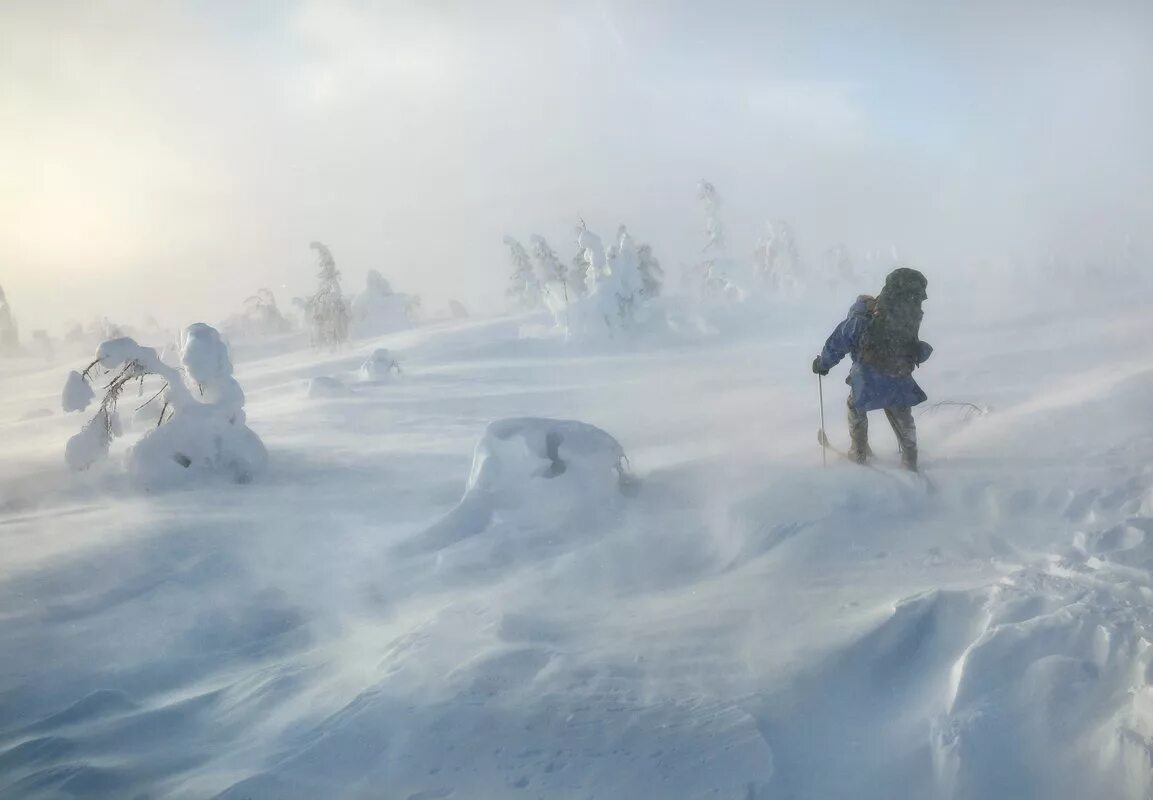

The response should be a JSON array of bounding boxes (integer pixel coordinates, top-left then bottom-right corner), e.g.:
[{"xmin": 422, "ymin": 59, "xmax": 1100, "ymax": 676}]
[{"xmin": 847, "ymin": 395, "xmax": 918, "ymax": 471}]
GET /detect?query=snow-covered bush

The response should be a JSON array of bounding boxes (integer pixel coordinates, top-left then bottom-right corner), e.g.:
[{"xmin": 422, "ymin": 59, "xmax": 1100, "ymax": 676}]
[
  {"xmin": 449, "ymin": 299, "xmax": 469, "ymax": 319},
  {"xmin": 62, "ymin": 370, "xmax": 94, "ymax": 413},
  {"xmin": 350, "ymin": 269, "xmax": 419, "ymax": 337},
  {"xmin": 296, "ymin": 241, "xmax": 351, "ymax": 348},
  {"xmin": 0, "ymin": 284, "xmax": 18, "ymax": 355},
  {"xmin": 405, "ymin": 417, "xmax": 633, "ymax": 552},
  {"xmin": 223, "ymin": 288, "xmax": 294, "ymax": 339},
  {"xmin": 358, "ymin": 348, "xmax": 402, "ymax": 382},
  {"xmin": 504, "ymin": 236, "xmax": 543, "ymax": 310},
  {"xmin": 64, "ymin": 323, "xmax": 266, "ymax": 487}
]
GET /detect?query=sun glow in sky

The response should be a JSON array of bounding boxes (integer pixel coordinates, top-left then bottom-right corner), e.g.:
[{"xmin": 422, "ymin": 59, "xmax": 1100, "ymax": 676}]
[{"xmin": 2, "ymin": 0, "xmax": 1150, "ymax": 332}]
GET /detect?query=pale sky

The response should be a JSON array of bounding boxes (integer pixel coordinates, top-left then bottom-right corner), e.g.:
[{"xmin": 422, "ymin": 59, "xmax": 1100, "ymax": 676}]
[{"xmin": 2, "ymin": 0, "xmax": 1151, "ymax": 333}]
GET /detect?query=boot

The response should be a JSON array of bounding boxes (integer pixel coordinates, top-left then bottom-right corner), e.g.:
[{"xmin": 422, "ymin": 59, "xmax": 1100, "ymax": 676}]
[{"xmin": 901, "ymin": 446, "xmax": 918, "ymax": 472}]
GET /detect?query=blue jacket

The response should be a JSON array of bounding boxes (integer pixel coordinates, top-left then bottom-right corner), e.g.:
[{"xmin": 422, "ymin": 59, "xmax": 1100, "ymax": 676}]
[{"xmin": 817, "ymin": 296, "xmax": 932, "ymax": 412}]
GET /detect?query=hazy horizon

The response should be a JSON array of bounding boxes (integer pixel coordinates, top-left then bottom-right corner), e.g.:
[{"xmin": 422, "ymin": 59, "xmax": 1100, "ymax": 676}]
[{"xmin": 3, "ymin": 0, "xmax": 1151, "ymax": 334}]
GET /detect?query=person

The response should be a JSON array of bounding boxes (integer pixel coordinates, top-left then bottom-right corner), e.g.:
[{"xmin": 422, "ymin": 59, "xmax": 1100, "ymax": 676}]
[{"xmin": 811, "ymin": 267, "xmax": 933, "ymax": 471}]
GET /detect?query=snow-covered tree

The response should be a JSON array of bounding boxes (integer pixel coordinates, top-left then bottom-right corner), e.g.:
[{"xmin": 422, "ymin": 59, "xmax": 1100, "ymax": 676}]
[
  {"xmin": 351, "ymin": 269, "xmax": 418, "ymax": 336},
  {"xmin": 532, "ymin": 235, "xmax": 571, "ymax": 304},
  {"xmin": 636, "ymin": 243, "xmax": 664, "ymax": 298},
  {"xmin": 687, "ymin": 180, "xmax": 746, "ymax": 301},
  {"xmin": 503, "ymin": 236, "xmax": 543, "ymax": 310},
  {"xmin": 565, "ymin": 225, "xmax": 647, "ymax": 338},
  {"xmin": 698, "ymin": 180, "xmax": 726, "ymax": 253},
  {"xmin": 0, "ymin": 284, "xmax": 18, "ymax": 355},
  {"xmin": 754, "ymin": 220, "xmax": 804, "ymax": 292},
  {"xmin": 223, "ymin": 288, "xmax": 293, "ymax": 339},
  {"xmin": 64, "ymin": 323, "xmax": 266, "ymax": 486},
  {"xmin": 576, "ymin": 220, "xmax": 608, "ymax": 288},
  {"xmin": 296, "ymin": 241, "xmax": 350, "ymax": 348},
  {"xmin": 505, "ymin": 236, "xmax": 543, "ymax": 308},
  {"xmin": 569, "ymin": 251, "xmax": 590, "ymax": 298}
]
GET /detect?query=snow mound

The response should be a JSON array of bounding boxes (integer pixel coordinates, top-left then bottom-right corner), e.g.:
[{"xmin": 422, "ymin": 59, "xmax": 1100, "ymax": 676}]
[
  {"xmin": 128, "ymin": 402, "xmax": 267, "ymax": 487},
  {"xmin": 357, "ymin": 348, "xmax": 401, "ymax": 382},
  {"xmin": 929, "ymin": 563, "xmax": 1153, "ymax": 800},
  {"xmin": 307, "ymin": 376, "xmax": 352, "ymax": 398},
  {"xmin": 776, "ymin": 550, "xmax": 1153, "ymax": 799},
  {"xmin": 404, "ymin": 418, "xmax": 632, "ymax": 553},
  {"xmin": 61, "ymin": 370, "xmax": 94, "ymax": 413}
]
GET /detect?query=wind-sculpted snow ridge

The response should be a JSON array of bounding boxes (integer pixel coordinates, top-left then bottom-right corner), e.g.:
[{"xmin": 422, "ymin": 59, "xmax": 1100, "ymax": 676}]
[
  {"xmin": 212, "ymin": 599, "xmax": 775, "ymax": 800},
  {"xmin": 755, "ymin": 467, "xmax": 1153, "ymax": 800},
  {"xmin": 399, "ymin": 417, "xmax": 634, "ymax": 557},
  {"xmin": 62, "ymin": 323, "xmax": 267, "ymax": 487}
]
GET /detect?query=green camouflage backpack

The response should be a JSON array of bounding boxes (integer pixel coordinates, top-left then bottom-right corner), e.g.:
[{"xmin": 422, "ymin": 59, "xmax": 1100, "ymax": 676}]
[{"xmin": 858, "ymin": 268, "xmax": 927, "ymax": 377}]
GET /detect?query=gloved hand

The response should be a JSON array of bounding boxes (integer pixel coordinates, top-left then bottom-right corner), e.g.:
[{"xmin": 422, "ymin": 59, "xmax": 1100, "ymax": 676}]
[
  {"xmin": 812, "ymin": 357, "xmax": 829, "ymax": 376},
  {"xmin": 917, "ymin": 341, "xmax": 933, "ymax": 365}
]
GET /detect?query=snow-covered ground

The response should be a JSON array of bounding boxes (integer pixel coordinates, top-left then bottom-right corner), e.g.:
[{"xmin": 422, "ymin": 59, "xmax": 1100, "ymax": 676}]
[{"xmin": 2, "ymin": 283, "xmax": 1153, "ymax": 799}]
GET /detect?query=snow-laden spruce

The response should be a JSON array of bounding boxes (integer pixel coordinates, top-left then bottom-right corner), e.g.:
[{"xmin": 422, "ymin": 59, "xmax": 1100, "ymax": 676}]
[
  {"xmin": 684, "ymin": 179, "xmax": 748, "ymax": 302},
  {"xmin": 64, "ymin": 323, "xmax": 267, "ymax": 487},
  {"xmin": 402, "ymin": 417, "xmax": 633, "ymax": 553},
  {"xmin": 296, "ymin": 241, "xmax": 351, "ymax": 349},
  {"xmin": 351, "ymin": 269, "xmax": 420, "ymax": 337},
  {"xmin": 504, "ymin": 235, "xmax": 544, "ymax": 310}
]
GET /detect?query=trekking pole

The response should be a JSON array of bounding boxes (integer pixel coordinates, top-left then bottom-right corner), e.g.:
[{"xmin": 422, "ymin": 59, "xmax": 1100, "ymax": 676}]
[{"xmin": 818, "ymin": 374, "xmax": 827, "ymax": 467}]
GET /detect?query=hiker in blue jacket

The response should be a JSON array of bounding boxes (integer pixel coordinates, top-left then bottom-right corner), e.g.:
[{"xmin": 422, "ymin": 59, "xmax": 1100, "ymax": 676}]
[{"xmin": 812, "ymin": 268, "xmax": 932, "ymax": 471}]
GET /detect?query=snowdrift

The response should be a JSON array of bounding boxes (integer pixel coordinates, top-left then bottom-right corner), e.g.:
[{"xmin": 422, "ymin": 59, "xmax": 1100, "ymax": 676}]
[{"xmin": 6, "ymin": 293, "xmax": 1153, "ymax": 800}]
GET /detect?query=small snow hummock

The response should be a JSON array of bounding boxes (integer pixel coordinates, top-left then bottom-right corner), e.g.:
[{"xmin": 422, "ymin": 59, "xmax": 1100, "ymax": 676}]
[
  {"xmin": 63, "ymin": 323, "xmax": 267, "ymax": 487},
  {"xmin": 307, "ymin": 376, "xmax": 352, "ymax": 398},
  {"xmin": 358, "ymin": 349, "xmax": 401, "ymax": 382},
  {"xmin": 62, "ymin": 370, "xmax": 95, "ymax": 413},
  {"xmin": 403, "ymin": 417, "xmax": 632, "ymax": 553}
]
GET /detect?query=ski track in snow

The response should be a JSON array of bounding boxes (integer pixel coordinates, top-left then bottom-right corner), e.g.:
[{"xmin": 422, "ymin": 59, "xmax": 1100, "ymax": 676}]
[{"xmin": 1, "ymin": 295, "xmax": 1152, "ymax": 799}]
